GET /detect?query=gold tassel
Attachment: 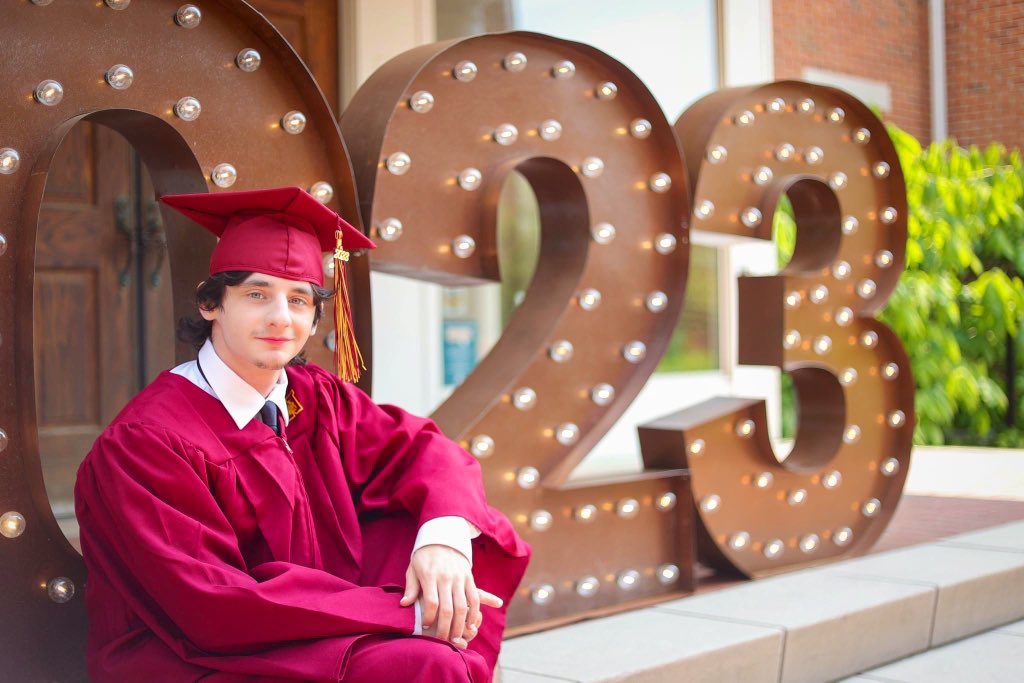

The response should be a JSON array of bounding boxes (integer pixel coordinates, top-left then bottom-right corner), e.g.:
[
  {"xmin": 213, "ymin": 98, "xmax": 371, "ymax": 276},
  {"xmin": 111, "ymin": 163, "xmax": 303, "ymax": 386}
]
[{"xmin": 333, "ymin": 229, "xmax": 365, "ymax": 382}]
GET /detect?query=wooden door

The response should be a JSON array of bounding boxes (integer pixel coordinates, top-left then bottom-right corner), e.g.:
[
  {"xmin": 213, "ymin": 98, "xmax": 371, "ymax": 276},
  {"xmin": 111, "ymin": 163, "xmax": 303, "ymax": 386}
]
[
  {"xmin": 34, "ymin": 123, "xmax": 174, "ymax": 523},
  {"xmin": 249, "ymin": 0, "xmax": 339, "ymax": 113}
]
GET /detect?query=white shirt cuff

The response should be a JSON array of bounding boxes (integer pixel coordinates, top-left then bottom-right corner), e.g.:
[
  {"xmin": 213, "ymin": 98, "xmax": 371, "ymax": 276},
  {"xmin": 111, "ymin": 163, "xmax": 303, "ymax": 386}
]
[{"xmin": 412, "ymin": 516, "xmax": 480, "ymax": 566}]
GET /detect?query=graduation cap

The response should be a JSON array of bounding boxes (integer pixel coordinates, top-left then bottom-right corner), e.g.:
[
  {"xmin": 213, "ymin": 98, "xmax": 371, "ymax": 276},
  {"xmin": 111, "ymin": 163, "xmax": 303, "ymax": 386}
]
[{"xmin": 160, "ymin": 186, "xmax": 375, "ymax": 382}]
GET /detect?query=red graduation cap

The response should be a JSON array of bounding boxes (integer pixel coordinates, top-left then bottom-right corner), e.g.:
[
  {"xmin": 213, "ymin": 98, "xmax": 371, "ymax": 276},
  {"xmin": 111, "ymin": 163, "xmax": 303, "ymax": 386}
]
[{"xmin": 160, "ymin": 186, "xmax": 375, "ymax": 382}]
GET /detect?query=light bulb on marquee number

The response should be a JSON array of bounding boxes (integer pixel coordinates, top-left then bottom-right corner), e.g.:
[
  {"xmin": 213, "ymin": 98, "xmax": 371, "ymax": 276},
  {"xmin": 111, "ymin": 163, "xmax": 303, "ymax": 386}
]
[
  {"xmin": 376, "ymin": 218, "xmax": 403, "ymax": 242},
  {"xmin": 236, "ymin": 48, "xmax": 262, "ymax": 72},
  {"xmin": 503, "ymin": 51, "xmax": 527, "ymax": 72},
  {"xmin": 735, "ymin": 419, "xmax": 755, "ymax": 438},
  {"xmin": 729, "ymin": 532, "xmax": 751, "ymax": 550},
  {"xmin": 0, "ymin": 149, "xmax": 20, "ymax": 175},
  {"xmin": 539, "ymin": 119, "xmax": 562, "ymax": 141},
  {"xmin": 531, "ymin": 584, "xmax": 554, "ymax": 605},
  {"xmin": 516, "ymin": 467, "xmax": 540, "ymax": 489},
  {"xmin": 174, "ymin": 96, "xmax": 201, "ymax": 121},
  {"xmin": 695, "ymin": 200, "xmax": 715, "ymax": 220},
  {"xmin": 310, "ymin": 182, "xmax": 333, "ymax": 203},
  {"xmin": 706, "ymin": 145, "xmax": 727, "ymax": 164},
  {"xmin": 548, "ymin": 340, "xmax": 574, "ymax": 362},
  {"xmin": 175, "ymin": 5, "xmax": 202, "ymax": 28},
  {"xmin": 591, "ymin": 222, "xmax": 616, "ymax": 245},
  {"xmin": 34, "ymin": 79, "xmax": 63, "ymax": 106},
  {"xmin": 576, "ymin": 576, "xmax": 600, "ymax": 597},
  {"xmin": 657, "ymin": 564, "xmax": 680, "ymax": 585},
  {"xmin": 281, "ymin": 111, "xmax": 307, "ymax": 134},
  {"xmin": 622, "ymin": 341, "xmax": 647, "ymax": 363},
  {"xmin": 775, "ymin": 143, "xmax": 795, "ymax": 161},
  {"xmin": 654, "ymin": 233, "xmax": 676, "ymax": 254},
  {"xmin": 1, "ymin": 511, "xmax": 26, "ymax": 538},
  {"xmin": 829, "ymin": 172, "xmax": 848, "ymax": 190},
  {"xmin": 453, "ymin": 60, "xmax": 478, "ymax": 82},
  {"xmin": 629, "ymin": 118, "xmax": 652, "ymax": 139},
  {"xmin": 740, "ymin": 207, "xmax": 762, "ymax": 228},
  {"xmin": 596, "ymin": 82, "xmax": 617, "ymax": 100},
  {"xmin": 648, "ymin": 173, "xmax": 672, "ymax": 193},
  {"xmin": 827, "ymin": 107, "xmax": 845, "ymax": 123},
  {"xmin": 48, "ymin": 577, "xmax": 75, "ymax": 604},
  {"xmin": 469, "ymin": 435, "xmax": 493, "ymax": 458},
  {"xmin": 451, "ymin": 235, "xmax": 476, "ymax": 258},
  {"xmin": 616, "ymin": 498, "xmax": 640, "ymax": 518},
  {"xmin": 734, "ymin": 110, "xmax": 755, "ymax": 127},
  {"xmin": 409, "ymin": 91, "xmax": 434, "ymax": 113},
  {"xmin": 574, "ymin": 504, "xmax": 597, "ymax": 522},
  {"xmin": 512, "ymin": 387, "xmax": 537, "ymax": 411},
  {"xmin": 581, "ymin": 157, "xmax": 604, "ymax": 177},
  {"xmin": 552, "ymin": 60, "xmax": 575, "ymax": 79},
  {"xmin": 833, "ymin": 527, "xmax": 854, "ymax": 546},
  {"xmin": 655, "ymin": 492, "xmax": 677, "ymax": 512},
  {"xmin": 529, "ymin": 510, "xmax": 553, "ymax": 531},
  {"xmin": 211, "ymin": 163, "xmax": 237, "ymax": 188},
  {"xmin": 577, "ymin": 288, "xmax": 602, "ymax": 311},
  {"xmin": 105, "ymin": 64, "xmax": 134, "ymax": 90},
  {"xmin": 493, "ymin": 124, "xmax": 519, "ymax": 145},
  {"xmin": 616, "ymin": 570, "xmax": 640, "ymax": 590},
  {"xmin": 590, "ymin": 383, "xmax": 615, "ymax": 406},
  {"xmin": 803, "ymin": 146, "xmax": 824, "ymax": 164},
  {"xmin": 457, "ymin": 167, "xmax": 482, "ymax": 191},
  {"xmin": 645, "ymin": 291, "xmax": 668, "ymax": 313},
  {"xmin": 386, "ymin": 152, "xmax": 411, "ymax": 175},
  {"xmin": 555, "ymin": 423, "xmax": 580, "ymax": 445}
]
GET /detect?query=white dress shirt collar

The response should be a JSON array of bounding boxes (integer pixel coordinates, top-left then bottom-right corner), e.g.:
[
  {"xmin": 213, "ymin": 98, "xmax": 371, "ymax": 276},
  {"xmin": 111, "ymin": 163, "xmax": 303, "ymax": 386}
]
[{"xmin": 196, "ymin": 339, "xmax": 290, "ymax": 430}]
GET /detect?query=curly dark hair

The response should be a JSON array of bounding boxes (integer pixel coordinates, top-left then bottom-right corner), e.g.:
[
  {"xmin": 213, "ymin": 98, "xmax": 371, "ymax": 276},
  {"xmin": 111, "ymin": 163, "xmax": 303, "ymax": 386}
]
[{"xmin": 176, "ymin": 271, "xmax": 333, "ymax": 366}]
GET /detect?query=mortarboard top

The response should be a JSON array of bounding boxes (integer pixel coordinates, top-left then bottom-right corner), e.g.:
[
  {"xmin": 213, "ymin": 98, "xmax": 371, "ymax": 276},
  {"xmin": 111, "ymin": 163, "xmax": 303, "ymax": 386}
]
[
  {"xmin": 160, "ymin": 186, "xmax": 374, "ymax": 382},
  {"xmin": 159, "ymin": 186, "xmax": 374, "ymax": 288}
]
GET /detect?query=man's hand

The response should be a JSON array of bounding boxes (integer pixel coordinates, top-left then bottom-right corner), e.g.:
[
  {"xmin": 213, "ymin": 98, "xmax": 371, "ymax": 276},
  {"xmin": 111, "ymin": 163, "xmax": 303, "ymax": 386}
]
[{"xmin": 400, "ymin": 544, "xmax": 503, "ymax": 649}]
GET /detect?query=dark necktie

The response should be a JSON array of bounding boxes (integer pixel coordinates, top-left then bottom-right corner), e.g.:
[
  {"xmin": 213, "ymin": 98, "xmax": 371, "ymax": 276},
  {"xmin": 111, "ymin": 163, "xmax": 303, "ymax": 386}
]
[{"xmin": 259, "ymin": 400, "xmax": 281, "ymax": 436}]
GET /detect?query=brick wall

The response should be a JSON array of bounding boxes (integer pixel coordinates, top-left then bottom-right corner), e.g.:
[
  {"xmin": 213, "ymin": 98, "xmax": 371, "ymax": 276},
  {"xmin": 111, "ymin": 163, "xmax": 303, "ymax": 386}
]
[
  {"xmin": 773, "ymin": 0, "xmax": 932, "ymax": 142},
  {"xmin": 945, "ymin": 0, "xmax": 1024, "ymax": 150}
]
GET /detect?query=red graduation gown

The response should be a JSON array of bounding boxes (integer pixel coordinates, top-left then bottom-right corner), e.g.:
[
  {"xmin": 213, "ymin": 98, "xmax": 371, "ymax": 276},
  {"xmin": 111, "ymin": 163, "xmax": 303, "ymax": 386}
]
[{"xmin": 74, "ymin": 363, "xmax": 530, "ymax": 681}]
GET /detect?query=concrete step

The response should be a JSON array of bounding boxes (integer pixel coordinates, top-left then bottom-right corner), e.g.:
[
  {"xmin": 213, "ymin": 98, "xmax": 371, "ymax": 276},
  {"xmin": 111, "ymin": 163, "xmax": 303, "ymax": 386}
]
[
  {"xmin": 499, "ymin": 520, "xmax": 1024, "ymax": 683},
  {"xmin": 844, "ymin": 619, "xmax": 1024, "ymax": 682}
]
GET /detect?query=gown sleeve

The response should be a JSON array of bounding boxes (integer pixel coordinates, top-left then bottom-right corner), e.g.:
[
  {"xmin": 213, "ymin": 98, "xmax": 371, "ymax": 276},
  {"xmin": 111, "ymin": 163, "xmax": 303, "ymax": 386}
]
[
  {"xmin": 325, "ymin": 371, "xmax": 529, "ymax": 562},
  {"xmin": 75, "ymin": 422, "xmax": 415, "ymax": 655}
]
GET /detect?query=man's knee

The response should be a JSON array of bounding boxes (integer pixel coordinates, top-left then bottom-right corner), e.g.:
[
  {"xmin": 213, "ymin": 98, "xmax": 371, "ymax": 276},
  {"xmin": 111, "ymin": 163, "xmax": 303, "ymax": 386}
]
[{"xmin": 344, "ymin": 636, "xmax": 476, "ymax": 682}]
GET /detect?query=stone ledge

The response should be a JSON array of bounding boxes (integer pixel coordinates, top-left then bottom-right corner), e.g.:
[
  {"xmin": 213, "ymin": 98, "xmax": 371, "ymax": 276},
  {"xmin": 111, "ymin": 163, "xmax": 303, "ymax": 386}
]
[{"xmin": 500, "ymin": 521, "xmax": 1024, "ymax": 682}]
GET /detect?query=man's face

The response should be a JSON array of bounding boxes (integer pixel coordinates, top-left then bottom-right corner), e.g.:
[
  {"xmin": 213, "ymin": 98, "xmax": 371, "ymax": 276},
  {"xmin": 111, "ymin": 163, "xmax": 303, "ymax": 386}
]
[{"xmin": 201, "ymin": 272, "xmax": 318, "ymax": 375}]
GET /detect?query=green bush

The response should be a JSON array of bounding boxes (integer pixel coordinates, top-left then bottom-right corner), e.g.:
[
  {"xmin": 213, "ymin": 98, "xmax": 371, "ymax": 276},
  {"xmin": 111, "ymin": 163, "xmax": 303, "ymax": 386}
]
[{"xmin": 776, "ymin": 126, "xmax": 1024, "ymax": 446}]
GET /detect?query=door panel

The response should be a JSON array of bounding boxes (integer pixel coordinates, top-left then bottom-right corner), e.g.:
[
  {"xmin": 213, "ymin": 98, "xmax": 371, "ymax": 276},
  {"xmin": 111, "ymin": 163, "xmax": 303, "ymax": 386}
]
[{"xmin": 35, "ymin": 123, "xmax": 136, "ymax": 517}]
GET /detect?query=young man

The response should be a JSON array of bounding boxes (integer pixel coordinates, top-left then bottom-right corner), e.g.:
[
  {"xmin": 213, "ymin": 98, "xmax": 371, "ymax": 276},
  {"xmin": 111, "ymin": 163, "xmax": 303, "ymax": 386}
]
[{"xmin": 74, "ymin": 187, "xmax": 530, "ymax": 682}]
